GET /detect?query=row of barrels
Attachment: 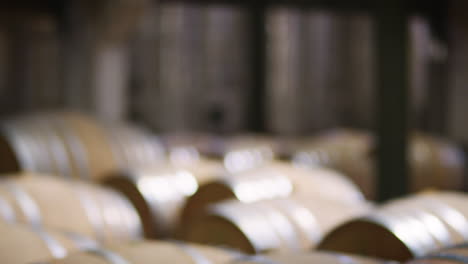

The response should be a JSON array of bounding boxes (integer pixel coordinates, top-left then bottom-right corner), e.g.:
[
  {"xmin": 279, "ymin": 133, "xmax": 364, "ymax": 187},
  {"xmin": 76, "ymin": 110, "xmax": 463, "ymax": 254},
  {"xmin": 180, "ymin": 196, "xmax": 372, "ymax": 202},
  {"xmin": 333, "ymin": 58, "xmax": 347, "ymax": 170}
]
[
  {"xmin": 104, "ymin": 161, "xmax": 366, "ymax": 239},
  {"xmin": 167, "ymin": 129, "xmax": 465, "ymax": 200},
  {"xmin": 292, "ymin": 130, "xmax": 465, "ymax": 199},
  {"xmin": 0, "ymin": 112, "xmax": 165, "ymax": 180},
  {"xmin": 0, "ymin": 219, "xmax": 390, "ymax": 264},
  {"xmin": 0, "ymin": 113, "xmax": 464, "ymax": 201},
  {"xmin": 183, "ymin": 189, "xmax": 468, "ymax": 262},
  {"xmin": 0, "ymin": 168, "xmax": 370, "ymax": 261},
  {"xmin": 4, "ymin": 217, "xmax": 468, "ymax": 264},
  {"xmin": 0, "ymin": 163, "xmax": 366, "ymax": 240},
  {"xmin": 0, "ymin": 112, "xmax": 282, "ymax": 181},
  {"xmin": 4, "ymin": 169, "xmax": 468, "ymax": 262},
  {"xmin": 184, "ymin": 195, "xmax": 371, "ymax": 253},
  {"xmin": 0, "ymin": 112, "xmax": 466, "ymax": 264},
  {"xmin": 0, "ymin": 112, "xmax": 370, "ymax": 240},
  {"xmin": 319, "ymin": 192, "xmax": 468, "ymax": 261}
]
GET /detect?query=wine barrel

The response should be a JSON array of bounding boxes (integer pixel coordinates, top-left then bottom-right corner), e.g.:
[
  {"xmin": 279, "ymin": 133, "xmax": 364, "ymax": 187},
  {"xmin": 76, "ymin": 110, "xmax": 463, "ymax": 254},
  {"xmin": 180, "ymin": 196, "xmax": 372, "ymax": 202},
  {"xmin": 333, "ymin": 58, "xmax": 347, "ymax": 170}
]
[
  {"xmin": 231, "ymin": 252, "xmax": 395, "ymax": 264},
  {"xmin": 36, "ymin": 240, "xmax": 241, "ymax": 264},
  {"xmin": 58, "ymin": 112, "xmax": 120, "ymax": 180},
  {"xmin": 221, "ymin": 134, "xmax": 278, "ymax": 173},
  {"xmin": 0, "ymin": 112, "xmax": 118, "ymax": 180},
  {"xmin": 102, "ymin": 159, "xmax": 224, "ymax": 238},
  {"xmin": 293, "ymin": 129, "xmax": 464, "ymax": 199},
  {"xmin": 0, "ymin": 116, "xmax": 61, "ymax": 175},
  {"xmin": 181, "ymin": 162, "xmax": 365, "ymax": 232},
  {"xmin": 0, "ymin": 222, "xmax": 95, "ymax": 264},
  {"xmin": 318, "ymin": 192, "xmax": 468, "ymax": 262},
  {"xmin": 166, "ymin": 133, "xmax": 278, "ymax": 171},
  {"xmin": 292, "ymin": 129, "xmax": 376, "ymax": 198},
  {"xmin": 101, "ymin": 122, "xmax": 165, "ymax": 169},
  {"xmin": 0, "ymin": 112, "xmax": 165, "ymax": 180},
  {"xmin": 162, "ymin": 132, "xmax": 221, "ymax": 157},
  {"xmin": 410, "ymin": 134, "xmax": 464, "ymax": 192},
  {"xmin": 408, "ymin": 244, "xmax": 468, "ymax": 264},
  {"xmin": 19, "ymin": 112, "xmax": 116, "ymax": 180},
  {"xmin": 185, "ymin": 196, "xmax": 372, "ymax": 254},
  {"xmin": 0, "ymin": 173, "xmax": 142, "ymax": 243}
]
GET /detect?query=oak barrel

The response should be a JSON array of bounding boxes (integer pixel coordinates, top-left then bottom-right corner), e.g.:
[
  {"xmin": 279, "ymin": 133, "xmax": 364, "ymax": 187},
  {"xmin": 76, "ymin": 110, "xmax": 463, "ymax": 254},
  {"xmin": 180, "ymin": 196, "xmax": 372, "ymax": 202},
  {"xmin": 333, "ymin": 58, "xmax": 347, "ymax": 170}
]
[
  {"xmin": 293, "ymin": 129, "xmax": 464, "ymax": 199},
  {"xmin": 318, "ymin": 192, "xmax": 468, "ymax": 262},
  {"xmin": 103, "ymin": 159, "xmax": 224, "ymax": 238},
  {"xmin": 0, "ymin": 112, "xmax": 165, "ymax": 180},
  {"xmin": 185, "ymin": 196, "xmax": 372, "ymax": 254},
  {"xmin": 0, "ymin": 173, "xmax": 142, "ymax": 243},
  {"xmin": 181, "ymin": 161, "xmax": 365, "ymax": 233}
]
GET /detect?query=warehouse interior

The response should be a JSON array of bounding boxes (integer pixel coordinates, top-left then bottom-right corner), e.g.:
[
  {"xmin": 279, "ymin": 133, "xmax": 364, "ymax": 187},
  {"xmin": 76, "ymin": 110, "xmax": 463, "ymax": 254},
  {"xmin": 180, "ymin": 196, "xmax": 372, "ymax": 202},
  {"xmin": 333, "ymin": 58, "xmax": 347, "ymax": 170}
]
[{"xmin": 1, "ymin": 0, "xmax": 468, "ymax": 263}]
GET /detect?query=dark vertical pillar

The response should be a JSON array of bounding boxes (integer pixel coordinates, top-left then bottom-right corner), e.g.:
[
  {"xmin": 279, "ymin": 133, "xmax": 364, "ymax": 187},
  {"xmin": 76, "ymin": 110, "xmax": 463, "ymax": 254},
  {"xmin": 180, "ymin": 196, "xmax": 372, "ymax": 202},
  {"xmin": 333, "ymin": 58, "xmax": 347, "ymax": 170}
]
[
  {"xmin": 426, "ymin": 0, "xmax": 449, "ymax": 135},
  {"xmin": 4, "ymin": 16, "xmax": 28, "ymax": 115},
  {"xmin": 376, "ymin": 0, "xmax": 409, "ymax": 201},
  {"xmin": 249, "ymin": 2, "xmax": 266, "ymax": 132}
]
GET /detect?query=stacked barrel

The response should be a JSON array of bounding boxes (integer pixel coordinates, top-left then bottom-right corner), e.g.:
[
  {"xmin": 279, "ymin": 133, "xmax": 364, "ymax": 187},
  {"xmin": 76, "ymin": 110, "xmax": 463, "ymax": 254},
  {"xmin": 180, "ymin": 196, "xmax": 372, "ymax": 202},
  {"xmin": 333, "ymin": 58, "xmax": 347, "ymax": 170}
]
[
  {"xmin": 180, "ymin": 162, "xmax": 370, "ymax": 252},
  {"xmin": 319, "ymin": 192, "xmax": 468, "ymax": 262},
  {"xmin": 0, "ymin": 174, "xmax": 142, "ymax": 263},
  {"xmin": 292, "ymin": 129, "xmax": 465, "ymax": 199},
  {"xmin": 0, "ymin": 112, "xmax": 165, "ymax": 180},
  {"xmin": 0, "ymin": 112, "xmax": 465, "ymax": 263}
]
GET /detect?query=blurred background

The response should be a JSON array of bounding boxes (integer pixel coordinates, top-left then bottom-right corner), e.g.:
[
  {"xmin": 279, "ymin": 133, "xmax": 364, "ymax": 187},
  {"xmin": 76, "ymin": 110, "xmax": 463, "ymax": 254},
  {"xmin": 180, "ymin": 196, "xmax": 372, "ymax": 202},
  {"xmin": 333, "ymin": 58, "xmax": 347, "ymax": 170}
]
[
  {"xmin": 3, "ymin": 1, "xmax": 468, "ymax": 263},
  {"xmin": 2, "ymin": 0, "xmax": 466, "ymax": 136},
  {"xmin": 1, "ymin": 1, "xmax": 468, "ymax": 197}
]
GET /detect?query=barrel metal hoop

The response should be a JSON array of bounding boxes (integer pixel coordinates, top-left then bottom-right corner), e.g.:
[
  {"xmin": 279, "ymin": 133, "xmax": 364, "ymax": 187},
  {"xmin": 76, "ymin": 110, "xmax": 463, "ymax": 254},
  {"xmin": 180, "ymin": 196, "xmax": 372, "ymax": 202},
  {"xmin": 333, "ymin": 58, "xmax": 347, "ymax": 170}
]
[
  {"xmin": 450, "ymin": 243, "xmax": 468, "ymax": 249},
  {"xmin": 4, "ymin": 181, "xmax": 42, "ymax": 227},
  {"xmin": 232, "ymin": 255, "xmax": 281, "ymax": 264},
  {"xmin": 86, "ymin": 247, "xmax": 132, "ymax": 264},
  {"xmin": 54, "ymin": 121, "xmax": 92, "ymax": 179},
  {"xmin": 63, "ymin": 231, "xmax": 101, "ymax": 251},
  {"xmin": 31, "ymin": 120, "xmax": 73, "ymax": 179},
  {"xmin": 171, "ymin": 240, "xmax": 213, "ymax": 264},
  {"xmin": 73, "ymin": 185, "xmax": 106, "ymax": 242},
  {"xmin": 0, "ymin": 196, "xmax": 16, "ymax": 223},
  {"xmin": 328, "ymin": 253, "xmax": 360, "ymax": 264},
  {"xmin": 418, "ymin": 253, "xmax": 468, "ymax": 263},
  {"xmin": 32, "ymin": 227, "xmax": 68, "ymax": 259}
]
